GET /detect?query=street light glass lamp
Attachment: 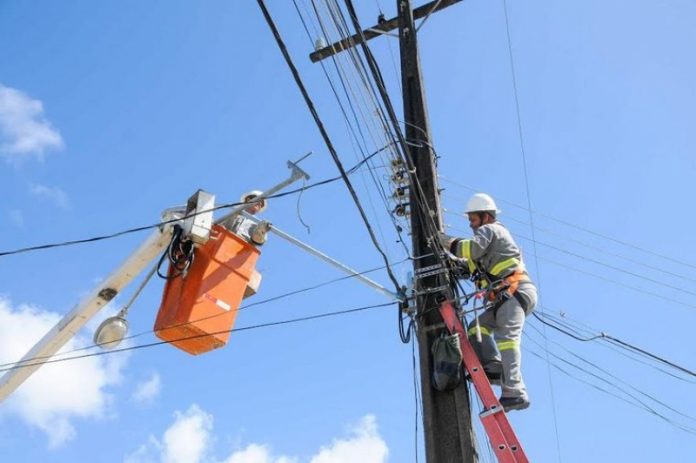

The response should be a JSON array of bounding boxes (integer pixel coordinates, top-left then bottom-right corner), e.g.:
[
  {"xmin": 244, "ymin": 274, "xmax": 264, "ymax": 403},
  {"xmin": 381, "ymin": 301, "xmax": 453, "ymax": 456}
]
[{"xmin": 94, "ymin": 315, "xmax": 129, "ymax": 350}]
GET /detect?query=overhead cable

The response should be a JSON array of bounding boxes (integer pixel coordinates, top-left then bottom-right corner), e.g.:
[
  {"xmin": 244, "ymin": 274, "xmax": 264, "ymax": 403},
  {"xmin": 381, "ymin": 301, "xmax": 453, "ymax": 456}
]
[
  {"xmin": 0, "ymin": 145, "xmax": 389, "ymax": 259},
  {"xmin": 257, "ymin": 0, "xmax": 402, "ymax": 292},
  {"xmin": 0, "ymin": 258, "xmax": 411, "ymax": 370},
  {"xmin": 523, "ymin": 339, "xmax": 696, "ymax": 436},
  {"xmin": 446, "ymin": 223, "xmax": 696, "ymax": 311},
  {"xmin": 501, "ymin": 0, "xmax": 561, "ymax": 452},
  {"xmin": 440, "ymin": 176, "xmax": 696, "ymax": 271},
  {"xmin": 443, "ymin": 199, "xmax": 696, "ymax": 285},
  {"xmin": 531, "ymin": 310, "xmax": 695, "ymax": 377},
  {"xmin": 0, "ymin": 301, "xmax": 395, "ymax": 374},
  {"xmin": 294, "ymin": 0, "xmax": 413, "ymax": 257}
]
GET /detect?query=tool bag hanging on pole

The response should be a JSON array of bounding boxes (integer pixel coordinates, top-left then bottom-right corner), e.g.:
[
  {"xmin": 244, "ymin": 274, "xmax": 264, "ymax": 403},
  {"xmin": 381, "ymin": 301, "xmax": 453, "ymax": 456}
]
[{"xmin": 431, "ymin": 332, "xmax": 463, "ymax": 391}]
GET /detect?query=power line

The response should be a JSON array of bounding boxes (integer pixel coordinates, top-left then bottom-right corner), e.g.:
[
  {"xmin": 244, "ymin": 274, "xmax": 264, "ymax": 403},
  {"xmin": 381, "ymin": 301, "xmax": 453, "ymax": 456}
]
[
  {"xmin": 500, "ymin": 0, "xmax": 562, "ymax": 456},
  {"xmin": 443, "ymin": 197, "xmax": 696, "ymax": 285},
  {"xmin": 257, "ymin": 0, "xmax": 402, "ymax": 292},
  {"xmin": 523, "ymin": 338, "xmax": 696, "ymax": 436},
  {"xmin": 446, "ymin": 223, "xmax": 696, "ymax": 311},
  {"xmin": 525, "ymin": 322, "xmax": 696, "ymax": 433},
  {"xmin": 0, "ymin": 301, "xmax": 395, "ymax": 374},
  {"xmin": 529, "ymin": 310, "xmax": 695, "ymax": 377},
  {"xmin": 340, "ymin": 0, "xmax": 450, "ymax": 255},
  {"xmin": 0, "ymin": 257, "xmax": 411, "ymax": 370},
  {"xmin": 439, "ymin": 176, "xmax": 696, "ymax": 271},
  {"xmin": 0, "ymin": 145, "xmax": 389, "ymax": 259},
  {"xmin": 294, "ymin": 0, "xmax": 413, "ymax": 258}
]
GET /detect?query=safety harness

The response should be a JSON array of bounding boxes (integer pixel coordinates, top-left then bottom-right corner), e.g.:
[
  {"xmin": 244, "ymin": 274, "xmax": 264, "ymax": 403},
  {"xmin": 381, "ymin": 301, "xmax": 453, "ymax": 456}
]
[{"xmin": 452, "ymin": 239, "xmax": 532, "ymax": 314}]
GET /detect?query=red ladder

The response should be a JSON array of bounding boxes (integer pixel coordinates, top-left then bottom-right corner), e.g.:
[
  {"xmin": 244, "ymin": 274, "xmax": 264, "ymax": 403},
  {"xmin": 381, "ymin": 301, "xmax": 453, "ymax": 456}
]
[{"xmin": 438, "ymin": 299, "xmax": 530, "ymax": 463}]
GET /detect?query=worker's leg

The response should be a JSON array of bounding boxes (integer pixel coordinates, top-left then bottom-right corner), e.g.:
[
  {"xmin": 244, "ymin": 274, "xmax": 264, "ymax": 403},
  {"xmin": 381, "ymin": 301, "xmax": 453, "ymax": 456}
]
[
  {"xmin": 467, "ymin": 308, "xmax": 500, "ymax": 372},
  {"xmin": 496, "ymin": 284, "xmax": 537, "ymax": 403}
]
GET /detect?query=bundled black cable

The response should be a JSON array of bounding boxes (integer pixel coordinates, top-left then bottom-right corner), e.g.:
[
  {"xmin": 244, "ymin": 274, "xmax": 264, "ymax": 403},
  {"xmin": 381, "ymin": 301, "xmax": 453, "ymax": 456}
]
[{"xmin": 157, "ymin": 225, "xmax": 195, "ymax": 280}]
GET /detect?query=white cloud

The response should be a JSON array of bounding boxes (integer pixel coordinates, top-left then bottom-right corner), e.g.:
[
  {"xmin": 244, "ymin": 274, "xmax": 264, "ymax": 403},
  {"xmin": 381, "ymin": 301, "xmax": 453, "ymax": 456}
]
[
  {"xmin": 132, "ymin": 372, "xmax": 162, "ymax": 404},
  {"xmin": 30, "ymin": 183, "xmax": 70, "ymax": 210},
  {"xmin": 222, "ymin": 444, "xmax": 297, "ymax": 463},
  {"xmin": 309, "ymin": 415, "xmax": 388, "ymax": 463},
  {"xmin": 162, "ymin": 405, "xmax": 213, "ymax": 463},
  {"xmin": 127, "ymin": 408, "xmax": 387, "ymax": 463},
  {"xmin": 0, "ymin": 84, "xmax": 64, "ymax": 161},
  {"xmin": 0, "ymin": 297, "xmax": 128, "ymax": 448},
  {"xmin": 126, "ymin": 404, "xmax": 214, "ymax": 463}
]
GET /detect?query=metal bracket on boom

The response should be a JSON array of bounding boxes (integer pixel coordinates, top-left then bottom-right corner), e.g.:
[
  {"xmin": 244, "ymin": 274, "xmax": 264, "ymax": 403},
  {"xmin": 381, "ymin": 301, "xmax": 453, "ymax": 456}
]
[
  {"xmin": 240, "ymin": 211, "xmax": 404, "ymax": 302},
  {"xmin": 216, "ymin": 153, "xmax": 311, "ymax": 226}
]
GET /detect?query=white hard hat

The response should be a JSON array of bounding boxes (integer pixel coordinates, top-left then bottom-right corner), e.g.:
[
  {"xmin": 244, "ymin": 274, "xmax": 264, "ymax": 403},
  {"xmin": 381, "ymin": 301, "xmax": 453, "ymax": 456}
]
[
  {"xmin": 465, "ymin": 193, "xmax": 500, "ymax": 214},
  {"xmin": 241, "ymin": 190, "xmax": 267, "ymax": 212}
]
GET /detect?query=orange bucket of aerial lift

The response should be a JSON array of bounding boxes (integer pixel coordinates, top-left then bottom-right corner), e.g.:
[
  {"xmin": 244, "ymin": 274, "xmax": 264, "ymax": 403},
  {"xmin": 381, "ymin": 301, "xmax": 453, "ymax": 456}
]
[{"xmin": 154, "ymin": 224, "xmax": 261, "ymax": 355}]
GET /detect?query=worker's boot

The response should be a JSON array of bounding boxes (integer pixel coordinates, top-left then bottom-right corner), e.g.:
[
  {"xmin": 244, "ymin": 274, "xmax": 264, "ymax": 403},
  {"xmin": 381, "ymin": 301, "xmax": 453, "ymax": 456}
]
[
  {"xmin": 483, "ymin": 360, "xmax": 502, "ymax": 385},
  {"xmin": 499, "ymin": 396, "xmax": 530, "ymax": 412}
]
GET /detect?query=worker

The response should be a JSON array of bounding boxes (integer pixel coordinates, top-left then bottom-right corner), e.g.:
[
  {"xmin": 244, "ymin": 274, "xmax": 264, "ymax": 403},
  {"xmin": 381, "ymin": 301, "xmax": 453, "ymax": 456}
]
[
  {"xmin": 222, "ymin": 190, "xmax": 271, "ymax": 245},
  {"xmin": 439, "ymin": 193, "xmax": 537, "ymax": 412}
]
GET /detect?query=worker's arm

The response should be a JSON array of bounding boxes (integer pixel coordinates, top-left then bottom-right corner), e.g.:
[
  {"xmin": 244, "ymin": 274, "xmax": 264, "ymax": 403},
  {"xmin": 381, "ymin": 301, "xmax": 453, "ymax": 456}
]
[{"xmin": 450, "ymin": 225, "xmax": 494, "ymax": 261}]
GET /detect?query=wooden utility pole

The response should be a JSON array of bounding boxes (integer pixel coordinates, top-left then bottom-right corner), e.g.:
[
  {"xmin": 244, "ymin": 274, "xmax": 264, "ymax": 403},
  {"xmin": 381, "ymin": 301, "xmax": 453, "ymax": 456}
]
[{"xmin": 312, "ymin": 1, "xmax": 478, "ymax": 461}]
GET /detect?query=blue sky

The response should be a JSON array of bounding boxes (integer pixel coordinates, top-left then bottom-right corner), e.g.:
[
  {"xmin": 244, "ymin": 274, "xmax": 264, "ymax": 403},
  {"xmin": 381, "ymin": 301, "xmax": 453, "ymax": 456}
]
[{"xmin": 1, "ymin": 1, "xmax": 695, "ymax": 462}]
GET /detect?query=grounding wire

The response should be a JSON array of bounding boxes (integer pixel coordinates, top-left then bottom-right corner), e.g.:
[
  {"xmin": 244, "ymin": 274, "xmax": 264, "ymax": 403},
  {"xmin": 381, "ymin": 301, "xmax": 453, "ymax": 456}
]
[{"xmin": 257, "ymin": 0, "xmax": 402, "ymax": 292}]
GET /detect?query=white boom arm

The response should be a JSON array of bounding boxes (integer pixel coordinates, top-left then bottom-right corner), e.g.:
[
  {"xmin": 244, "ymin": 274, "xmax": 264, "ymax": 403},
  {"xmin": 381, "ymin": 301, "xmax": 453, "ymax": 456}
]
[
  {"xmin": 0, "ymin": 222, "xmax": 176, "ymax": 402},
  {"xmin": 0, "ymin": 161, "xmax": 310, "ymax": 403}
]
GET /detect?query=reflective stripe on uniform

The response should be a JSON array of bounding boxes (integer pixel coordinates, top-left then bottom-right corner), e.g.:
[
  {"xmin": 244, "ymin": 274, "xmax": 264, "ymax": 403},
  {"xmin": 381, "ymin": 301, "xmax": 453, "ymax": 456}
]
[
  {"xmin": 457, "ymin": 240, "xmax": 477, "ymax": 275},
  {"xmin": 496, "ymin": 339, "xmax": 519, "ymax": 351},
  {"xmin": 489, "ymin": 257, "xmax": 521, "ymax": 276},
  {"xmin": 468, "ymin": 325, "xmax": 492, "ymax": 337}
]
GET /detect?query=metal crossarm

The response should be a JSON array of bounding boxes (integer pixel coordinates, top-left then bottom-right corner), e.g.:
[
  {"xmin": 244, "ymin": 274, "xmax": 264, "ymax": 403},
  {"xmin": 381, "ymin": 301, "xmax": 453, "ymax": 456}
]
[{"xmin": 438, "ymin": 300, "xmax": 530, "ymax": 463}]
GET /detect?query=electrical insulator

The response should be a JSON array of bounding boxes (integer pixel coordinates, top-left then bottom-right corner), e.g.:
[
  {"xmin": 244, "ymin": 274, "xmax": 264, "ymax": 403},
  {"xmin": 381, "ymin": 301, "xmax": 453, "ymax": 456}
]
[
  {"xmin": 393, "ymin": 186, "xmax": 408, "ymax": 200},
  {"xmin": 393, "ymin": 204, "xmax": 410, "ymax": 217},
  {"xmin": 391, "ymin": 170, "xmax": 409, "ymax": 184},
  {"xmin": 390, "ymin": 158, "xmax": 404, "ymax": 171},
  {"xmin": 314, "ymin": 38, "xmax": 327, "ymax": 50}
]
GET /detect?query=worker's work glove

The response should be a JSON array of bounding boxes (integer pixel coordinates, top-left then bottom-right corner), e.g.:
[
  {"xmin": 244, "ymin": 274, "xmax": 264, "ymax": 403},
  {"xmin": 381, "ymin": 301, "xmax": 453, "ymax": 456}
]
[
  {"xmin": 250, "ymin": 221, "xmax": 272, "ymax": 245},
  {"xmin": 437, "ymin": 232, "xmax": 456, "ymax": 250}
]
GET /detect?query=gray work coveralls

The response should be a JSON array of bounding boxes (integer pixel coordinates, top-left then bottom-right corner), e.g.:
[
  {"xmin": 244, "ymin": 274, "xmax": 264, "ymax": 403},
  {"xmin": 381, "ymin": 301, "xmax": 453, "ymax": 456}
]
[{"xmin": 451, "ymin": 221, "xmax": 537, "ymax": 400}]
